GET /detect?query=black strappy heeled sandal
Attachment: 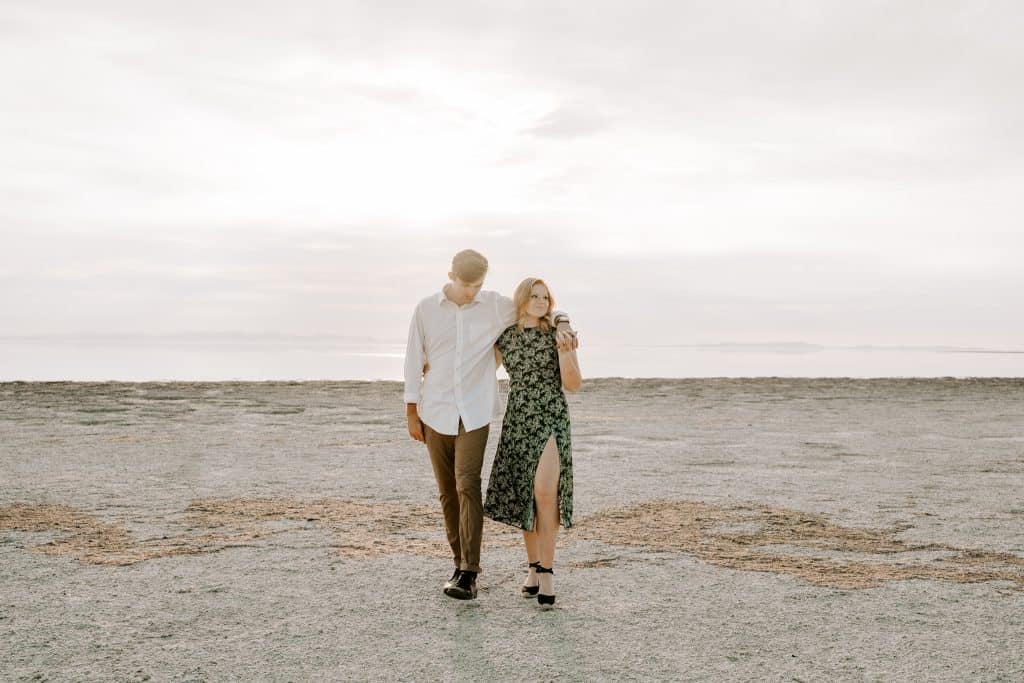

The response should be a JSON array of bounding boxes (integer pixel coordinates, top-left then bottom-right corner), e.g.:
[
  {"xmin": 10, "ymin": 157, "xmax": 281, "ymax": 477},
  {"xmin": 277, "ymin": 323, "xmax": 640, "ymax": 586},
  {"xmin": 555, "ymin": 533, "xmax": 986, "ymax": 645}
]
[
  {"xmin": 521, "ymin": 561, "xmax": 541, "ymax": 597},
  {"xmin": 535, "ymin": 564, "xmax": 555, "ymax": 607}
]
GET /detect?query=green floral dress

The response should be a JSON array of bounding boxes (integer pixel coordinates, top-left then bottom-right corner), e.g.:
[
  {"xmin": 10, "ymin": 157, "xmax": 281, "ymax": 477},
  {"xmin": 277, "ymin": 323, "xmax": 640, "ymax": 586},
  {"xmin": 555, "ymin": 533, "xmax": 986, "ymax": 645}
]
[{"xmin": 483, "ymin": 324, "xmax": 573, "ymax": 531}]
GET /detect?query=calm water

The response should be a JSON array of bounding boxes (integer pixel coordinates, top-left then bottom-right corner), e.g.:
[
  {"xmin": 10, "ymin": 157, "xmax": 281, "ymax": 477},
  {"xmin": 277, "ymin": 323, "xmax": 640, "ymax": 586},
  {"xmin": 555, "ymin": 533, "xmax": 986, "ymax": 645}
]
[{"xmin": 1, "ymin": 338, "xmax": 1020, "ymax": 380}]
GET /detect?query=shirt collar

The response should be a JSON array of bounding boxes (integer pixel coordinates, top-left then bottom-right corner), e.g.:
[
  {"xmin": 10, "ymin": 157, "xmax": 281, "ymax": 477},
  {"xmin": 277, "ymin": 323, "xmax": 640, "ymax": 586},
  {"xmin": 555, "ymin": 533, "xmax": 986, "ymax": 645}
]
[{"xmin": 437, "ymin": 285, "xmax": 483, "ymax": 307}]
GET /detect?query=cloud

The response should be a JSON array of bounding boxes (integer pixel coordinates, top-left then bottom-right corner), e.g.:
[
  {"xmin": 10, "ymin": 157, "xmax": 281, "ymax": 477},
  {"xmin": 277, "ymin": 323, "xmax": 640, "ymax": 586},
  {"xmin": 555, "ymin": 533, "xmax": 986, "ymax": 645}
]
[
  {"xmin": 2, "ymin": 1, "xmax": 1022, "ymax": 354},
  {"xmin": 523, "ymin": 104, "xmax": 610, "ymax": 139}
]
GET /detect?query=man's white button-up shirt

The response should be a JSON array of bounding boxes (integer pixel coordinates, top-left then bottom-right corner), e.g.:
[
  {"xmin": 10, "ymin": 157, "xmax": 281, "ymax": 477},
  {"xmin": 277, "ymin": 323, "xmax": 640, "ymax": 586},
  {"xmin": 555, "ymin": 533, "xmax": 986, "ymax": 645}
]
[{"xmin": 404, "ymin": 288, "xmax": 516, "ymax": 435}]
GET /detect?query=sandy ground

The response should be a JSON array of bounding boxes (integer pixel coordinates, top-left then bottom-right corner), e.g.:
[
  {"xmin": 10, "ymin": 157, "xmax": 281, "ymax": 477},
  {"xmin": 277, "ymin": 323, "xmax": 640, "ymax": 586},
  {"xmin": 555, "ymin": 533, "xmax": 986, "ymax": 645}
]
[{"xmin": 1, "ymin": 378, "xmax": 1022, "ymax": 682}]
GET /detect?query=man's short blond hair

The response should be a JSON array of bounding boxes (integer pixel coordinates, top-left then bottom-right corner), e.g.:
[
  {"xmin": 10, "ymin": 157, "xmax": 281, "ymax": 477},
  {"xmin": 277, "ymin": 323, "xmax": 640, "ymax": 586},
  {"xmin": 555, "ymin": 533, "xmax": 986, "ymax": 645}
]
[{"xmin": 451, "ymin": 249, "xmax": 489, "ymax": 282}]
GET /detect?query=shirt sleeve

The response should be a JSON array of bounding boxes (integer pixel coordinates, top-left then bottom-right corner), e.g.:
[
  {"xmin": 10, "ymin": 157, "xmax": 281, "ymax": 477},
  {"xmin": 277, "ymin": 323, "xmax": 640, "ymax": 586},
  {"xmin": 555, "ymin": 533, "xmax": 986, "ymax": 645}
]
[
  {"xmin": 497, "ymin": 294, "xmax": 516, "ymax": 328},
  {"xmin": 403, "ymin": 305, "xmax": 425, "ymax": 404}
]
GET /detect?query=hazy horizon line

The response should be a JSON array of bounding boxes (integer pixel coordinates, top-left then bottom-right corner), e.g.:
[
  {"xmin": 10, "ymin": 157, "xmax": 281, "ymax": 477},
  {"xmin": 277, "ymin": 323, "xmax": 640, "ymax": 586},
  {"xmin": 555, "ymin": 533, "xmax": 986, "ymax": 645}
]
[
  {"xmin": 2, "ymin": 376, "xmax": 1022, "ymax": 386},
  {"xmin": 1, "ymin": 333, "xmax": 1020, "ymax": 355}
]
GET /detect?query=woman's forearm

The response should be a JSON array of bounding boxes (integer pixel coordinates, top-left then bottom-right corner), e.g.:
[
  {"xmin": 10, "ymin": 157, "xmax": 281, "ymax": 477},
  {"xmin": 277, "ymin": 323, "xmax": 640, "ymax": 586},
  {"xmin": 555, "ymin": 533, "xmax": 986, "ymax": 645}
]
[{"xmin": 559, "ymin": 350, "xmax": 582, "ymax": 393}]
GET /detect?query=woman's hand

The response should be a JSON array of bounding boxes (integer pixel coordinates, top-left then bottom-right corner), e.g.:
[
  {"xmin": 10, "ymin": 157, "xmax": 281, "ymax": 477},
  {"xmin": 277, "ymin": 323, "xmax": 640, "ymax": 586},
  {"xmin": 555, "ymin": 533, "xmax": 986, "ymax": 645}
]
[{"xmin": 555, "ymin": 321, "xmax": 578, "ymax": 352}]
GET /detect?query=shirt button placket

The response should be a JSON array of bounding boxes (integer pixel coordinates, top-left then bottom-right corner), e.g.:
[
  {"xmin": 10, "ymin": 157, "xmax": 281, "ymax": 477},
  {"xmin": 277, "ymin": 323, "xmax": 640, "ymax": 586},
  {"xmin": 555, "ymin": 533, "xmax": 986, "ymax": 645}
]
[{"xmin": 454, "ymin": 307, "xmax": 464, "ymax": 427}]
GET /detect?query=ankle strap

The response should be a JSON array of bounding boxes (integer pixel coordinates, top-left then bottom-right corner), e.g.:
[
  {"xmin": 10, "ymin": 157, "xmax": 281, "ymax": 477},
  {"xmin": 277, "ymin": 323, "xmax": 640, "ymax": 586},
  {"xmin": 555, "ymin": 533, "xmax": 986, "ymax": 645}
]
[
  {"xmin": 534, "ymin": 564, "xmax": 553, "ymax": 574},
  {"xmin": 528, "ymin": 561, "xmax": 541, "ymax": 569}
]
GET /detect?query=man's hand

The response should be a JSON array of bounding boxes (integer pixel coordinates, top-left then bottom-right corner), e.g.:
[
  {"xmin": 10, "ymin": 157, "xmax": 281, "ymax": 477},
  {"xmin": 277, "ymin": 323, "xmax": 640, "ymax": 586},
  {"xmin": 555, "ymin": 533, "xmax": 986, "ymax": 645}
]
[
  {"xmin": 406, "ymin": 404, "xmax": 425, "ymax": 442},
  {"xmin": 555, "ymin": 321, "xmax": 579, "ymax": 352}
]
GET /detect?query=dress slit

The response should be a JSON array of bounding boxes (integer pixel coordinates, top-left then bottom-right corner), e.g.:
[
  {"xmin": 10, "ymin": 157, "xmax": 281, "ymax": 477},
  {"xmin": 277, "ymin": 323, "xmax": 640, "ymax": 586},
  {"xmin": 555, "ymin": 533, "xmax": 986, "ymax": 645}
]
[{"xmin": 526, "ymin": 433, "xmax": 559, "ymax": 532}]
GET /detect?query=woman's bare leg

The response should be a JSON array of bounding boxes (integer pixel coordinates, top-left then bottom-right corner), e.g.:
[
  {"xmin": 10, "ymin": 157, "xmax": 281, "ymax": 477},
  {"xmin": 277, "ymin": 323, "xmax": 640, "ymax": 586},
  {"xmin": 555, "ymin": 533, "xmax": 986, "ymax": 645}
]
[
  {"xmin": 533, "ymin": 435, "xmax": 560, "ymax": 596},
  {"xmin": 523, "ymin": 528, "xmax": 540, "ymax": 562},
  {"xmin": 522, "ymin": 528, "xmax": 540, "ymax": 590}
]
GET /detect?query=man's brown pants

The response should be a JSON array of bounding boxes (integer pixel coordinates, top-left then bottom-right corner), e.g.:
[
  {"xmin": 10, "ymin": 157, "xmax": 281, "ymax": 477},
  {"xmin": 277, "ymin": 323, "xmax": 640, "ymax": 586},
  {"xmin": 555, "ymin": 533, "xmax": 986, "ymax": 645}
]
[{"xmin": 424, "ymin": 421, "xmax": 489, "ymax": 573}]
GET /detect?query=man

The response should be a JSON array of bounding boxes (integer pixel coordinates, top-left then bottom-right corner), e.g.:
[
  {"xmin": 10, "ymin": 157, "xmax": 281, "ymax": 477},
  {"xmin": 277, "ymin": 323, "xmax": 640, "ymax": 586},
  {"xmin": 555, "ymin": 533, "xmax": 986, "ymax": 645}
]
[{"xmin": 404, "ymin": 249, "xmax": 577, "ymax": 600}]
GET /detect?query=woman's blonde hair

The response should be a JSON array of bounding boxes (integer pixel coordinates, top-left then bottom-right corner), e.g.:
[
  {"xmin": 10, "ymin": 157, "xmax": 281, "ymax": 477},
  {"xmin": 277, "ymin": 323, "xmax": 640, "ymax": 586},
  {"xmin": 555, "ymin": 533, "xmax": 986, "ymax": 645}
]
[{"xmin": 513, "ymin": 277, "xmax": 555, "ymax": 332}]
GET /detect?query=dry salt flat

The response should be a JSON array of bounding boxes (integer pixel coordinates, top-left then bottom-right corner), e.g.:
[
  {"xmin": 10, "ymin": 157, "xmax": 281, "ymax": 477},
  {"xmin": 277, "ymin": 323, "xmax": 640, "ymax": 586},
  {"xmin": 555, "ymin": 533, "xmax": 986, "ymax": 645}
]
[{"xmin": 1, "ymin": 378, "xmax": 1023, "ymax": 682}]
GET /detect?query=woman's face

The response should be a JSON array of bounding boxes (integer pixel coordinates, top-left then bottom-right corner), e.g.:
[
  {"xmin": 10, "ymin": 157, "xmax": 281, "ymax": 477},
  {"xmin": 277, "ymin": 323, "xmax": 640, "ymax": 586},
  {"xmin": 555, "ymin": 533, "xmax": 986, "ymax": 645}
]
[{"xmin": 526, "ymin": 283, "xmax": 550, "ymax": 318}]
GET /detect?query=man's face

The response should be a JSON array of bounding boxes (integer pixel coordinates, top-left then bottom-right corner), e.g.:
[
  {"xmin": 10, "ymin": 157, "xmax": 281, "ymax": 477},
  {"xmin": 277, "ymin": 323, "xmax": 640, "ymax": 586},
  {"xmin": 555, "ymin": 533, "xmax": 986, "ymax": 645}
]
[{"xmin": 447, "ymin": 273, "xmax": 484, "ymax": 304}]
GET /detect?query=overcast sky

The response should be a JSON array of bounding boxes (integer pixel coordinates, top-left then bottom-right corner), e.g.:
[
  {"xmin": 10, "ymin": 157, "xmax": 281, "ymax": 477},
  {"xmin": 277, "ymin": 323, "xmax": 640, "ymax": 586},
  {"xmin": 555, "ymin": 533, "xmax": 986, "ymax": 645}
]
[{"xmin": 3, "ymin": 1, "xmax": 1022, "ymax": 362}]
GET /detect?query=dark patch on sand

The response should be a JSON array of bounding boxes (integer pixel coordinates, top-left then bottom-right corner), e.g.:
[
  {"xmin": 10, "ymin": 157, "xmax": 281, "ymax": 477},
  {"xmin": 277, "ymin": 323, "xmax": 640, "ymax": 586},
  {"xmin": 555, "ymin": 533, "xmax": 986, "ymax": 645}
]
[
  {"xmin": 3, "ymin": 498, "xmax": 1021, "ymax": 591},
  {"xmin": 0, "ymin": 503, "xmax": 256, "ymax": 565},
  {"xmin": 577, "ymin": 500, "xmax": 1024, "ymax": 590}
]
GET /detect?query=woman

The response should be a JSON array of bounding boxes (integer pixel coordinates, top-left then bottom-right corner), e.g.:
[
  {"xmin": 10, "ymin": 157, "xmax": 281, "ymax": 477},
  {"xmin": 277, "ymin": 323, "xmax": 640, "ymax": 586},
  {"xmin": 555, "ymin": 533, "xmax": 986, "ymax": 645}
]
[{"xmin": 483, "ymin": 277, "xmax": 582, "ymax": 608}]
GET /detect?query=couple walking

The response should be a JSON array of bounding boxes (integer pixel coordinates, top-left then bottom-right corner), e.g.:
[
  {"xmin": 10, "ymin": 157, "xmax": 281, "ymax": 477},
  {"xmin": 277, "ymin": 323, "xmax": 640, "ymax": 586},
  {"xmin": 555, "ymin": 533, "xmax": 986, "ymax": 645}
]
[{"xmin": 404, "ymin": 249, "xmax": 582, "ymax": 607}]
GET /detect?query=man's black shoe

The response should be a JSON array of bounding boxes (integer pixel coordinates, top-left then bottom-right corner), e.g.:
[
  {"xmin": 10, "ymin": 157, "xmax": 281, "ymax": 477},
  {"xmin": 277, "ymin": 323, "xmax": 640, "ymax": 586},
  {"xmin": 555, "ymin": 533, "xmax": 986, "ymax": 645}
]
[
  {"xmin": 443, "ymin": 568, "xmax": 460, "ymax": 592},
  {"xmin": 444, "ymin": 570, "xmax": 478, "ymax": 600}
]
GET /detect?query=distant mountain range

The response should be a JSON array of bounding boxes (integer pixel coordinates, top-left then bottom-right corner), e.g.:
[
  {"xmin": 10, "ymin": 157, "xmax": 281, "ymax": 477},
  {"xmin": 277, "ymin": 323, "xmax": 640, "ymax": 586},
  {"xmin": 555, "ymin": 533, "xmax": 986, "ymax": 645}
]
[{"xmin": 623, "ymin": 342, "xmax": 1024, "ymax": 354}]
